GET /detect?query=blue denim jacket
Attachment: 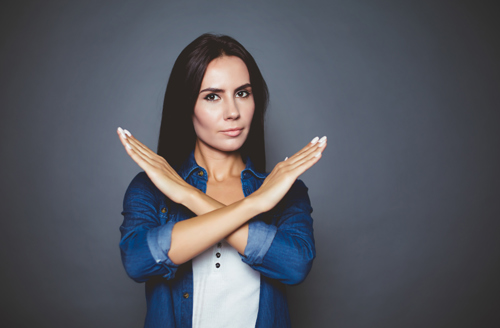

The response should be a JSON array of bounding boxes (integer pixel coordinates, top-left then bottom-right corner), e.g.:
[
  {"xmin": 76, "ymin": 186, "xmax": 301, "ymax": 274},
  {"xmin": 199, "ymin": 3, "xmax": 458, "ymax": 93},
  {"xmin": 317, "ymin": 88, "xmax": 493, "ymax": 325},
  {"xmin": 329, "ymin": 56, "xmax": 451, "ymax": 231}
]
[{"xmin": 120, "ymin": 151, "xmax": 315, "ymax": 327}]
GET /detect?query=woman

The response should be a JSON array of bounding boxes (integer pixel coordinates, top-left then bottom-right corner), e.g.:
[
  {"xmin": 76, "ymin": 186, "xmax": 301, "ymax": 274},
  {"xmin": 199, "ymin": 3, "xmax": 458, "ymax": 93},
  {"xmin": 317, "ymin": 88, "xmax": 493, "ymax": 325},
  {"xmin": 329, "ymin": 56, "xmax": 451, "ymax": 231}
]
[{"xmin": 118, "ymin": 34, "xmax": 327, "ymax": 328}]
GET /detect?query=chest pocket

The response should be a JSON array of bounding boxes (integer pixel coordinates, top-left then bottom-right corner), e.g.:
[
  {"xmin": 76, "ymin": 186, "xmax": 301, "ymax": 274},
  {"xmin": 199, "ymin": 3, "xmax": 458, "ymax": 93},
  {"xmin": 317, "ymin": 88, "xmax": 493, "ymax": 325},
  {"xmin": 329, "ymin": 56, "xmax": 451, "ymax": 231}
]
[
  {"xmin": 158, "ymin": 201, "xmax": 168, "ymax": 225},
  {"xmin": 159, "ymin": 197, "xmax": 195, "ymax": 225}
]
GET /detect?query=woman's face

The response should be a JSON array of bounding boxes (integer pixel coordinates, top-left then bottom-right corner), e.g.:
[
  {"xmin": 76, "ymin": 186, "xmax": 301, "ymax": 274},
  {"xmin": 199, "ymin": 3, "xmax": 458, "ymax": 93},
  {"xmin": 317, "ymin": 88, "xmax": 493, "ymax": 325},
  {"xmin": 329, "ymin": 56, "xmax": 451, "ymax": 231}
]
[{"xmin": 192, "ymin": 55, "xmax": 255, "ymax": 153}]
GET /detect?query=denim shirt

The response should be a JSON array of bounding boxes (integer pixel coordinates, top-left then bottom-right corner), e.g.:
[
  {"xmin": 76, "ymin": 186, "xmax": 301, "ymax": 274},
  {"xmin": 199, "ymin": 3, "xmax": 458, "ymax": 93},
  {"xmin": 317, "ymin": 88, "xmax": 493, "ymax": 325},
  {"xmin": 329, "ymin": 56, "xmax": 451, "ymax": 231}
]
[{"xmin": 119, "ymin": 151, "xmax": 316, "ymax": 328}]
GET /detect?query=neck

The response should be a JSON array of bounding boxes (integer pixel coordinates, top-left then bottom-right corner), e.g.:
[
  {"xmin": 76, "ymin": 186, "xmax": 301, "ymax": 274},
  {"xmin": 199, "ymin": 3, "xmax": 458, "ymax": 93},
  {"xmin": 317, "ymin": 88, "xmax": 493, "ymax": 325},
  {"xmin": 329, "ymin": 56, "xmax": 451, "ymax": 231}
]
[{"xmin": 193, "ymin": 139, "xmax": 246, "ymax": 182}]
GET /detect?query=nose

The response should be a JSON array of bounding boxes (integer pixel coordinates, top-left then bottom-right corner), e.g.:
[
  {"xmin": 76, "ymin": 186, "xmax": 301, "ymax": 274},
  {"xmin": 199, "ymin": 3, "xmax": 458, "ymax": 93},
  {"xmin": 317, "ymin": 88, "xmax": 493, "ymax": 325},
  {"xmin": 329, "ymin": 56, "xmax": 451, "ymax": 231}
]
[{"xmin": 223, "ymin": 98, "xmax": 240, "ymax": 120}]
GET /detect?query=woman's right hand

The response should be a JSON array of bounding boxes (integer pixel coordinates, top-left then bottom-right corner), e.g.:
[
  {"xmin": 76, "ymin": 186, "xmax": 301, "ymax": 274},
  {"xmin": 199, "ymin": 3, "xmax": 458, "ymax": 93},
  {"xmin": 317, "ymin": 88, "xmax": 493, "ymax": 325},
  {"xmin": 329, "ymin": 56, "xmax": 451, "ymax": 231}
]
[
  {"xmin": 249, "ymin": 136, "xmax": 327, "ymax": 213},
  {"xmin": 117, "ymin": 127, "xmax": 194, "ymax": 205}
]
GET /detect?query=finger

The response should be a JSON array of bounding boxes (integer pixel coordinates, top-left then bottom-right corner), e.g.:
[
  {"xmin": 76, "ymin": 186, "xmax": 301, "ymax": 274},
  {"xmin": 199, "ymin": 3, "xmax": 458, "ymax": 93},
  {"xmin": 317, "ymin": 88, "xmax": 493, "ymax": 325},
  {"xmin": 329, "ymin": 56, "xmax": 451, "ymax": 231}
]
[
  {"xmin": 288, "ymin": 136, "xmax": 320, "ymax": 160},
  {"xmin": 117, "ymin": 128, "xmax": 157, "ymax": 166},
  {"xmin": 126, "ymin": 134, "xmax": 179, "ymax": 176},
  {"xmin": 119, "ymin": 128, "xmax": 182, "ymax": 178},
  {"xmin": 305, "ymin": 138, "xmax": 327, "ymax": 162},
  {"xmin": 289, "ymin": 140, "xmax": 327, "ymax": 173},
  {"xmin": 128, "ymin": 137, "xmax": 158, "ymax": 162},
  {"xmin": 124, "ymin": 141, "xmax": 158, "ymax": 170},
  {"xmin": 286, "ymin": 136, "xmax": 326, "ymax": 165},
  {"xmin": 122, "ymin": 129, "xmax": 157, "ymax": 161},
  {"xmin": 117, "ymin": 128, "xmax": 133, "ymax": 149},
  {"xmin": 117, "ymin": 127, "xmax": 127, "ymax": 142}
]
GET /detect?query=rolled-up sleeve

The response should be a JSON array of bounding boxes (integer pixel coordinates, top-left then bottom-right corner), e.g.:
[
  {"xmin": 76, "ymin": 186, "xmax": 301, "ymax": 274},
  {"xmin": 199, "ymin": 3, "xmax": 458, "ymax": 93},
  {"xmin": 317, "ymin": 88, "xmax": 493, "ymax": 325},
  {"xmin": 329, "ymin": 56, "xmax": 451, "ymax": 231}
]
[
  {"xmin": 119, "ymin": 172, "xmax": 179, "ymax": 282},
  {"xmin": 241, "ymin": 179, "xmax": 316, "ymax": 285},
  {"xmin": 243, "ymin": 220, "xmax": 278, "ymax": 265}
]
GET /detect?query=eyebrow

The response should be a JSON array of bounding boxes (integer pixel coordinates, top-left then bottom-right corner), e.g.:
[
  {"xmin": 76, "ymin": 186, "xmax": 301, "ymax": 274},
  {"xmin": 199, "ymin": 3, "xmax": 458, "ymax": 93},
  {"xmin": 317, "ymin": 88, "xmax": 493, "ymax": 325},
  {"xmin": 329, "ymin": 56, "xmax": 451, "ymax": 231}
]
[{"xmin": 199, "ymin": 83, "xmax": 252, "ymax": 94}]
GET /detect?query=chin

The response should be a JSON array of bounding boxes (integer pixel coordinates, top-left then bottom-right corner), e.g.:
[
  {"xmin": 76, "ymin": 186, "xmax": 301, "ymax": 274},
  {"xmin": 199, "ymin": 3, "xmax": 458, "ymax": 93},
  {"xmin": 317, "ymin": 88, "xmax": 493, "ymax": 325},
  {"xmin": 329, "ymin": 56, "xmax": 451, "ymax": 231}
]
[
  {"xmin": 215, "ymin": 134, "xmax": 249, "ymax": 152},
  {"xmin": 216, "ymin": 140, "xmax": 246, "ymax": 153}
]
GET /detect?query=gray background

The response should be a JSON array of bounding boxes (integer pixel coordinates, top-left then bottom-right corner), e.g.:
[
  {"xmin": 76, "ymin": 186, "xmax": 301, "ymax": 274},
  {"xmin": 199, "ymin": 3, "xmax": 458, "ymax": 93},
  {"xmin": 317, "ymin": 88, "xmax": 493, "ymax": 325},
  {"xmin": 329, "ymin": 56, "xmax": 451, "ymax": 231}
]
[{"xmin": 1, "ymin": 0, "xmax": 499, "ymax": 327}]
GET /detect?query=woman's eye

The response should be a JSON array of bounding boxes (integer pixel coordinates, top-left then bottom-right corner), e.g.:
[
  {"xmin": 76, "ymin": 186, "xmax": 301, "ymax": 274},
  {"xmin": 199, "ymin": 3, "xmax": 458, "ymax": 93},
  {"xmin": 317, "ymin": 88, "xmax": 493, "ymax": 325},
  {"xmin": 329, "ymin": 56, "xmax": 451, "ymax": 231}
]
[
  {"xmin": 236, "ymin": 90, "xmax": 250, "ymax": 98},
  {"xmin": 204, "ymin": 94, "xmax": 220, "ymax": 101}
]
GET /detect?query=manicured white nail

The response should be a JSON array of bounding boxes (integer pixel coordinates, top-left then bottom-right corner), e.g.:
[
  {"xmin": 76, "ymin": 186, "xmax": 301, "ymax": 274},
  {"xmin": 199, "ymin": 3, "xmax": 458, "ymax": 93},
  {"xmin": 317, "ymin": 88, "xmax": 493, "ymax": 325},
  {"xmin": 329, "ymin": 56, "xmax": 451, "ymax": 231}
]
[
  {"xmin": 314, "ymin": 152, "xmax": 322, "ymax": 158},
  {"xmin": 118, "ymin": 127, "xmax": 127, "ymax": 139},
  {"xmin": 310, "ymin": 136, "xmax": 319, "ymax": 144},
  {"xmin": 126, "ymin": 143, "xmax": 132, "ymax": 150},
  {"xmin": 284, "ymin": 157, "xmax": 288, "ymax": 161},
  {"xmin": 319, "ymin": 136, "xmax": 326, "ymax": 143},
  {"xmin": 124, "ymin": 129, "xmax": 132, "ymax": 137},
  {"xmin": 318, "ymin": 137, "xmax": 327, "ymax": 148}
]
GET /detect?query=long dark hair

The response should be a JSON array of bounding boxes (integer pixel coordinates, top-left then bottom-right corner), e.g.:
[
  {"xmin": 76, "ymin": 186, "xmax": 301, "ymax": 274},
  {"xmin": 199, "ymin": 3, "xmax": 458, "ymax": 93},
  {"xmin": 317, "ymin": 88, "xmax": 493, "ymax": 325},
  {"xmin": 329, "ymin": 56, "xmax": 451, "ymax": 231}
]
[{"xmin": 157, "ymin": 33, "xmax": 269, "ymax": 172}]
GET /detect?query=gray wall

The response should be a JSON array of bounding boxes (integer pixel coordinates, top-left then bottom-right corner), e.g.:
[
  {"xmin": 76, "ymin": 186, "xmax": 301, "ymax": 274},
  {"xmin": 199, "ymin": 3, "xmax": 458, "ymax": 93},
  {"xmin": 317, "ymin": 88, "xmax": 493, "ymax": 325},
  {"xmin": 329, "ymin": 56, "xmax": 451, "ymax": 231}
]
[{"xmin": 1, "ymin": 0, "xmax": 499, "ymax": 327}]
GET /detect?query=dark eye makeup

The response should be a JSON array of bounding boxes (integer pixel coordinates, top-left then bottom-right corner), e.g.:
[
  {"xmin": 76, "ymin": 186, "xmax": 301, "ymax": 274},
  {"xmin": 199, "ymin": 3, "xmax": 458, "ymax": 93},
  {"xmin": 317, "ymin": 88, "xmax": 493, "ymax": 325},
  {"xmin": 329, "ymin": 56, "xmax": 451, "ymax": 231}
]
[
  {"xmin": 204, "ymin": 93, "xmax": 220, "ymax": 101},
  {"xmin": 236, "ymin": 90, "xmax": 251, "ymax": 98},
  {"xmin": 202, "ymin": 88, "xmax": 251, "ymax": 102}
]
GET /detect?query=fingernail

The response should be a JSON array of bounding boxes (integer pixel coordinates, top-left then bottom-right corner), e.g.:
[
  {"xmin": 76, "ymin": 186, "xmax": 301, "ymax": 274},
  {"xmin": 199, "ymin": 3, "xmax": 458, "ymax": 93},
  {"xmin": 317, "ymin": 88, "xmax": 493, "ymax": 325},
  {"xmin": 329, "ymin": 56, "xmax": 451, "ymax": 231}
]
[
  {"xmin": 118, "ymin": 128, "xmax": 127, "ymax": 139},
  {"xmin": 319, "ymin": 136, "xmax": 327, "ymax": 143},
  {"xmin": 284, "ymin": 157, "xmax": 288, "ymax": 161},
  {"xmin": 124, "ymin": 129, "xmax": 132, "ymax": 137},
  {"xmin": 126, "ymin": 143, "xmax": 132, "ymax": 150},
  {"xmin": 314, "ymin": 152, "xmax": 322, "ymax": 158},
  {"xmin": 118, "ymin": 127, "xmax": 127, "ymax": 139},
  {"xmin": 310, "ymin": 136, "xmax": 319, "ymax": 144}
]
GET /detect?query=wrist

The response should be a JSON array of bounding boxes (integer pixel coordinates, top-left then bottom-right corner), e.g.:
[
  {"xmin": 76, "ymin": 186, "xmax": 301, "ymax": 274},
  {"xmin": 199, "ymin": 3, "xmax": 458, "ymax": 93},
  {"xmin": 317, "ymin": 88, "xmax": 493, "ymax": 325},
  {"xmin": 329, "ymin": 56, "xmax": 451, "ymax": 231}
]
[
  {"xmin": 181, "ymin": 187, "xmax": 224, "ymax": 215},
  {"xmin": 242, "ymin": 193, "xmax": 265, "ymax": 217},
  {"xmin": 179, "ymin": 185, "xmax": 201, "ymax": 208}
]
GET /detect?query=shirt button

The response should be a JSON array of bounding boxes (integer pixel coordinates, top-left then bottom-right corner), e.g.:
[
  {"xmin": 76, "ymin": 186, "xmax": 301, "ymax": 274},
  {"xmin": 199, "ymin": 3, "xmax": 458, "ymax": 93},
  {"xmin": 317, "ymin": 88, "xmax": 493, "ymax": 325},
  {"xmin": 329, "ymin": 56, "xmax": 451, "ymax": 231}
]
[
  {"xmin": 161, "ymin": 207, "xmax": 167, "ymax": 213},
  {"xmin": 198, "ymin": 171, "xmax": 204, "ymax": 176},
  {"xmin": 215, "ymin": 263, "xmax": 220, "ymax": 268},
  {"xmin": 216, "ymin": 252, "xmax": 221, "ymax": 258},
  {"xmin": 183, "ymin": 293, "xmax": 189, "ymax": 299}
]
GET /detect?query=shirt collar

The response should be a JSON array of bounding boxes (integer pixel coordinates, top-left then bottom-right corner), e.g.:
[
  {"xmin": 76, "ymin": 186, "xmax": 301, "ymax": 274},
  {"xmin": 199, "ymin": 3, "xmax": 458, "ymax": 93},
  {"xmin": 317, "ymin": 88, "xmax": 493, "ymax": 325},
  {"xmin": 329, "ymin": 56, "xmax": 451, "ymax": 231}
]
[{"xmin": 177, "ymin": 150, "xmax": 267, "ymax": 180}]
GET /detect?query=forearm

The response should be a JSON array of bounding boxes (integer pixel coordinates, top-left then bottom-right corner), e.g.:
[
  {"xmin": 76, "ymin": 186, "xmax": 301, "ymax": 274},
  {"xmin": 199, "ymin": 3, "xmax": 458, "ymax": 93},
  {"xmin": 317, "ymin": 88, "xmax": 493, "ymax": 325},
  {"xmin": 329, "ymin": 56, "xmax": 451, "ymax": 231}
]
[
  {"xmin": 168, "ymin": 194, "xmax": 258, "ymax": 265},
  {"xmin": 181, "ymin": 188, "xmax": 249, "ymax": 254},
  {"xmin": 225, "ymin": 223, "xmax": 248, "ymax": 254},
  {"xmin": 182, "ymin": 187, "xmax": 225, "ymax": 215}
]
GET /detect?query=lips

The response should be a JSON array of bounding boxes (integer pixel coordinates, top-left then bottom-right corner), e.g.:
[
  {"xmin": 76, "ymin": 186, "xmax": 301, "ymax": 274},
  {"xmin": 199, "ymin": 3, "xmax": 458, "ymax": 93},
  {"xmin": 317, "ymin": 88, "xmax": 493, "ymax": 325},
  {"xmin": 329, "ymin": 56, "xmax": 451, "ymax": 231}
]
[{"xmin": 220, "ymin": 128, "xmax": 243, "ymax": 137}]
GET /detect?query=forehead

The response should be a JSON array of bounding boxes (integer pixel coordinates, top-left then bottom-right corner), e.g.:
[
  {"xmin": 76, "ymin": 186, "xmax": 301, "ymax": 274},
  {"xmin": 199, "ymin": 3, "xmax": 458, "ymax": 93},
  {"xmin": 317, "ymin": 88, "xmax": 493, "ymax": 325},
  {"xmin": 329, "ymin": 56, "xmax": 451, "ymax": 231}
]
[{"xmin": 200, "ymin": 56, "xmax": 250, "ymax": 88}]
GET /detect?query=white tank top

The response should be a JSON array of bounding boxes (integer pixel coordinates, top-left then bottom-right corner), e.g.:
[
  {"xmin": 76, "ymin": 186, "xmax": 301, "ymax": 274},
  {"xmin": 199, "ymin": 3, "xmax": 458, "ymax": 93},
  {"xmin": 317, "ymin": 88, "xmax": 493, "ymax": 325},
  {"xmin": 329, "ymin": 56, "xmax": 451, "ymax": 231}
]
[{"xmin": 192, "ymin": 240, "xmax": 260, "ymax": 328}]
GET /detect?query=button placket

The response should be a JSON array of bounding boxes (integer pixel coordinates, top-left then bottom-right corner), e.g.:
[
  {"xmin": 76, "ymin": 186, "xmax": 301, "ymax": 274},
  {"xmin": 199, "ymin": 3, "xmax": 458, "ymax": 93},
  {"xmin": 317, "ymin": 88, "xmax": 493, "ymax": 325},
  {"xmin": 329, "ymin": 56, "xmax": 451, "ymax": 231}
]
[{"xmin": 213, "ymin": 241, "xmax": 223, "ymax": 270}]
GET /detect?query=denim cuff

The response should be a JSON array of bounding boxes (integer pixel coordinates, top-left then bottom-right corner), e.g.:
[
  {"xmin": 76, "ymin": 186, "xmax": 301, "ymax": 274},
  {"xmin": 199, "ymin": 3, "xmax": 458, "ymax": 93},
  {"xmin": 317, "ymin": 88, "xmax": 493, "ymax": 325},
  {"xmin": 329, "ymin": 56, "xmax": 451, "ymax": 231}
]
[
  {"xmin": 146, "ymin": 221, "xmax": 177, "ymax": 268},
  {"xmin": 242, "ymin": 220, "xmax": 277, "ymax": 265}
]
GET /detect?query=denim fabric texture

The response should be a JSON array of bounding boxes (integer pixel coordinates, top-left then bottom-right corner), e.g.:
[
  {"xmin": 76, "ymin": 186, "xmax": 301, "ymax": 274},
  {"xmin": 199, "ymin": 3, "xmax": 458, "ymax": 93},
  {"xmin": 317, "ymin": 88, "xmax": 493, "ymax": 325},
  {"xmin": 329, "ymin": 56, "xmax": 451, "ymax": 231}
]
[{"xmin": 120, "ymin": 150, "xmax": 316, "ymax": 328}]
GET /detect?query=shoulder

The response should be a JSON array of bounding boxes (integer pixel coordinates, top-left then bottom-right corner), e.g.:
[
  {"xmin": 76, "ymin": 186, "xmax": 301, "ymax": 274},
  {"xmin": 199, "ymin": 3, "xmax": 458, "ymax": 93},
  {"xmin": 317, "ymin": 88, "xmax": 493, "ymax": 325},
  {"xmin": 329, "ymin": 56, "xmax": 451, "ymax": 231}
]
[
  {"xmin": 126, "ymin": 171, "xmax": 156, "ymax": 193},
  {"xmin": 127, "ymin": 171, "xmax": 154, "ymax": 189},
  {"xmin": 289, "ymin": 179, "xmax": 309, "ymax": 194},
  {"xmin": 123, "ymin": 172, "xmax": 162, "ymax": 204},
  {"xmin": 277, "ymin": 179, "xmax": 313, "ymax": 214}
]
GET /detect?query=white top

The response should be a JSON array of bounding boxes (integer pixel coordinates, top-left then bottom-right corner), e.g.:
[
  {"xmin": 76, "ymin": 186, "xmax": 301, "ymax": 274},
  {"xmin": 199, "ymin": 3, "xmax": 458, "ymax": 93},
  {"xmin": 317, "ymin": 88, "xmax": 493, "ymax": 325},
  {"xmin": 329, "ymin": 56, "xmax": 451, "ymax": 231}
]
[{"xmin": 192, "ymin": 240, "xmax": 260, "ymax": 328}]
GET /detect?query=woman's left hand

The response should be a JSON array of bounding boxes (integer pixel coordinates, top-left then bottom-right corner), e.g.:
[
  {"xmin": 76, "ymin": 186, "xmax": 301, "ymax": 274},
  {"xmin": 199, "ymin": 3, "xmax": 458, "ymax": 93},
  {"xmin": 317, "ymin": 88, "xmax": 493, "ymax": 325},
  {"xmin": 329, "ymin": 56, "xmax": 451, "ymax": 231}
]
[{"xmin": 117, "ymin": 127, "xmax": 194, "ymax": 205}]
